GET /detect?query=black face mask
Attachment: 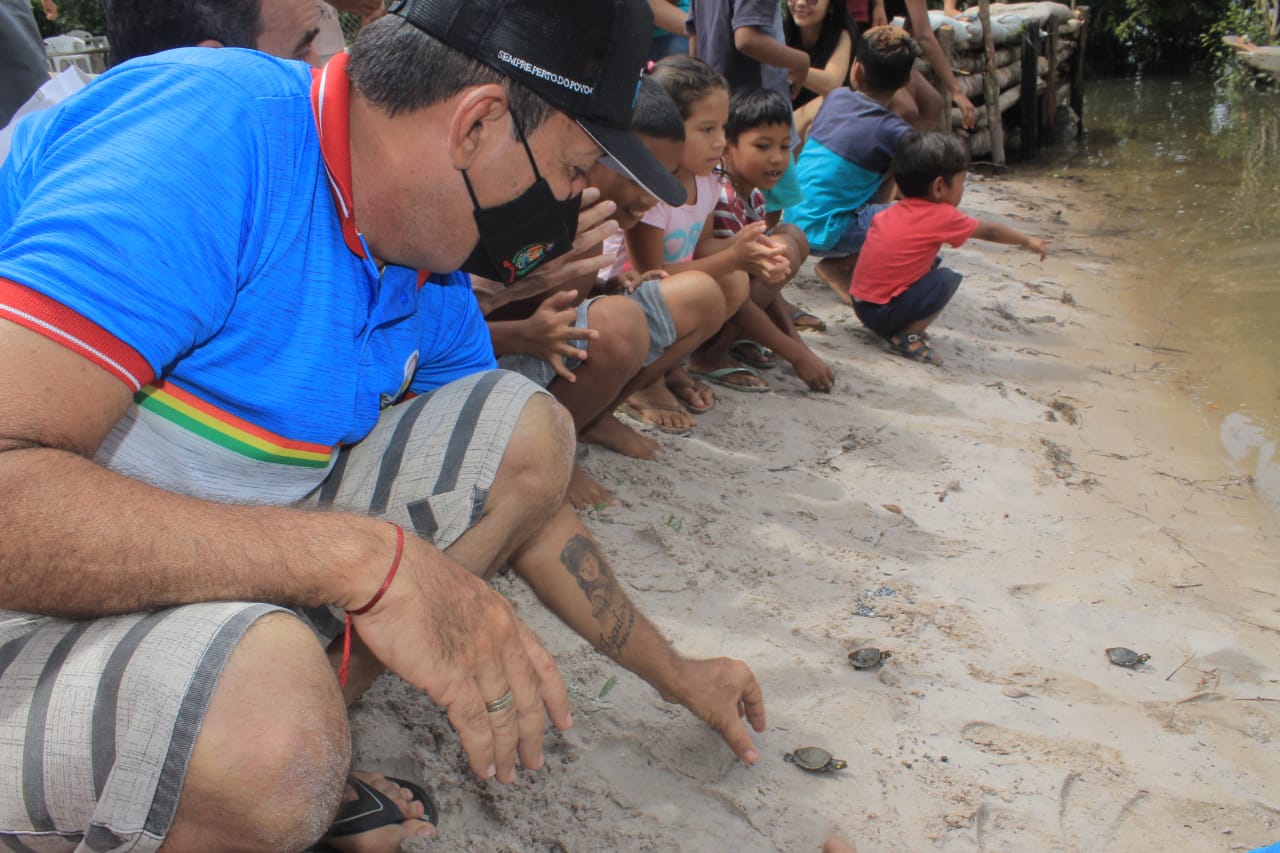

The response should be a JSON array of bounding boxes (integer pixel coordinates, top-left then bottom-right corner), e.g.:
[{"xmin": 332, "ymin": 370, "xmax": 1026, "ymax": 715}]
[{"xmin": 458, "ymin": 117, "xmax": 582, "ymax": 286}]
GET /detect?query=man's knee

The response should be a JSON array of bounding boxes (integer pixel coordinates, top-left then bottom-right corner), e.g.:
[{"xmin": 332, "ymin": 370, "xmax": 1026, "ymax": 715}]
[
  {"xmin": 503, "ymin": 392, "xmax": 576, "ymax": 504},
  {"xmin": 170, "ymin": 612, "xmax": 349, "ymax": 850}
]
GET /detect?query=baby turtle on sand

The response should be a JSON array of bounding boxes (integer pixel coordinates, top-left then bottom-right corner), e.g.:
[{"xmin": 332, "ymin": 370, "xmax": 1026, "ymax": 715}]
[
  {"xmin": 848, "ymin": 647, "xmax": 891, "ymax": 669},
  {"xmin": 784, "ymin": 747, "xmax": 847, "ymax": 773},
  {"xmin": 1106, "ymin": 647, "xmax": 1150, "ymax": 668}
]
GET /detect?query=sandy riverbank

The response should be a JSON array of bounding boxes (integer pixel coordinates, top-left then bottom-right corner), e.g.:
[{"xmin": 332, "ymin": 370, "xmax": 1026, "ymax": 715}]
[{"xmin": 349, "ymin": 170, "xmax": 1280, "ymax": 852}]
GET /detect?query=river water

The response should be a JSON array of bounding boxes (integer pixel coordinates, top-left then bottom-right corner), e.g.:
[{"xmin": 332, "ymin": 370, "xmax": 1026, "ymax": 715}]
[{"xmin": 1032, "ymin": 74, "xmax": 1280, "ymax": 505}]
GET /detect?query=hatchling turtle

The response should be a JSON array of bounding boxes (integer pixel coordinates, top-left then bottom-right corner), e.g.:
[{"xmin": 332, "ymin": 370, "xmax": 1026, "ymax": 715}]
[
  {"xmin": 848, "ymin": 647, "xmax": 891, "ymax": 669},
  {"xmin": 1106, "ymin": 647, "xmax": 1150, "ymax": 668},
  {"xmin": 784, "ymin": 747, "xmax": 847, "ymax": 773}
]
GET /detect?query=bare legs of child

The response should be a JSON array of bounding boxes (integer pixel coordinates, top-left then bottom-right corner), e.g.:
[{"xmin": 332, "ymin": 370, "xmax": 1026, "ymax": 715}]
[
  {"xmin": 814, "ymin": 254, "xmax": 856, "ymax": 307},
  {"xmin": 767, "ymin": 224, "xmax": 825, "ymax": 332},
  {"xmin": 545, "ymin": 296, "xmax": 648, "ymax": 510},
  {"xmin": 609, "ymin": 271, "xmax": 729, "ymax": 435},
  {"xmin": 695, "ymin": 231, "xmax": 835, "ymax": 393},
  {"xmin": 887, "ymin": 309, "xmax": 943, "ymax": 365}
]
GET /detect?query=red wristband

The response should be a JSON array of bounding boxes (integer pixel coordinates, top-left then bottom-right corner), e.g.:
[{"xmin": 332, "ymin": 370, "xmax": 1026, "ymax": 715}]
[{"xmin": 339, "ymin": 522, "xmax": 404, "ymax": 687}]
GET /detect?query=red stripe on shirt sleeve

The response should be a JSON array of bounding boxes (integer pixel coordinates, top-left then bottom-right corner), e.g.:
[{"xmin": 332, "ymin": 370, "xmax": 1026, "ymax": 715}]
[{"xmin": 0, "ymin": 278, "xmax": 154, "ymax": 391}]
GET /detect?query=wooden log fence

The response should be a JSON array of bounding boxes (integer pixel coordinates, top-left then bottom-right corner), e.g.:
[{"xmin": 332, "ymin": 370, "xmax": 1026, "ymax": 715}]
[{"xmin": 914, "ymin": 2, "xmax": 1090, "ymax": 164}]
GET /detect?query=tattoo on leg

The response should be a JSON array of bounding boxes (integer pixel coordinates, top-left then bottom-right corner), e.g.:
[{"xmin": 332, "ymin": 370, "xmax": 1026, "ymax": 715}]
[{"xmin": 560, "ymin": 534, "xmax": 636, "ymax": 659}]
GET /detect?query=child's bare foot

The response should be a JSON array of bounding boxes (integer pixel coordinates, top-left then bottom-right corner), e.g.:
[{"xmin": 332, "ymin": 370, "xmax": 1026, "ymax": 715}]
[
  {"xmin": 623, "ymin": 382, "xmax": 698, "ymax": 432},
  {"xmin": 814, "ymin": 258, "xmax": 853, "ymax": 307},
  {"xmin": 567, "ymin": 464, "xmax": 618, "ymax": 511},
  {"xmin": 582, "ymin": 412, "xmax": 660, "ymax": 459},
  {"xmin": 665, "ymin": 365, "xmax": 715, "ymax": 413},
  {"xmin": 776, "ymin": 293, "xmax": 827, "ymax": 332},
  {"xmin": 822, "ymin": 837, "xmax": 858, "ymax": 853}
]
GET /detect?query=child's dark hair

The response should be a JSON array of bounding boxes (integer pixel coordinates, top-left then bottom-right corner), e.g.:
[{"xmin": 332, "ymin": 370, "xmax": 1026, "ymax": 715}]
[
  {"xmin": 856, "ymin": 25, "xmax": 917, "ymax": 93},
  {"xmin": 632, "ymin": 77, "xmax": 685, "ymax": 141},
  {"xmin": 726, "ymin": 88, "xmax": 792, "ymax": 142},
  {"xmin": 892, "ymin": 132, "xmax": 969, "ymax": 199},
  {"xmin": 647, "ymin": 54, "xmax": 729, "ymax": 120}
]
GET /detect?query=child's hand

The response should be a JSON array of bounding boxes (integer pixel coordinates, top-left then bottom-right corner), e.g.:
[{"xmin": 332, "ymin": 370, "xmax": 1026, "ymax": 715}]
[
  {"xmin": 520, "ymin": 290, "xmax": 597, "ymax": 382},
  {"xmin": 732, "ymin": 223, "xmax": 791, "ymax": 282},
  {"xmin": 614, "ymin": 269, "xmax": 668, "ymax": 293},
  {"xmin": 1026, "ymin": 237, "xmax": 1049, "ymax": 261}
]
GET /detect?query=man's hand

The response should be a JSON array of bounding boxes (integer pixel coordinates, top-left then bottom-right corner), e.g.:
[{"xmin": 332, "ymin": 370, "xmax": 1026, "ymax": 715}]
[
  {"xmin": 350, "ymin": 533, "xmax": 572, "ymax": 784},
  {"xmin": 660, "ymin": 657, "xmax": 766, "ymax": 764},
  {"xmin": 516, "ymin": 289, "xmax": 597, "ymax": 382},
  {"xmin": 41, "ymin": 0, "xmax": 57, "ymax": 20}
]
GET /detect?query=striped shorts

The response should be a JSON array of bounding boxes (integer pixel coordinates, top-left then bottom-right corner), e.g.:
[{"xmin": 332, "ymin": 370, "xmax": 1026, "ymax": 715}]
[{"xmin": 0, "ymin": 370, "xmax": 543, "ymax": 851}]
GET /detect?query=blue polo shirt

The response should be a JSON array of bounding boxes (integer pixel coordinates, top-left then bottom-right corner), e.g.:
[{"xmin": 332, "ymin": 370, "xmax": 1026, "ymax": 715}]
[{"xmin": 0, "ymin": 48, "xmax": 495, "ymax": 503}]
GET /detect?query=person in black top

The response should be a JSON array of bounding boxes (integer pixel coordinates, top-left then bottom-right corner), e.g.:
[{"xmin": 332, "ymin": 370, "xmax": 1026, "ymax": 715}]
[{"xmin": 783, "ymin": 0, "xmax": 857, "ymax": 139}]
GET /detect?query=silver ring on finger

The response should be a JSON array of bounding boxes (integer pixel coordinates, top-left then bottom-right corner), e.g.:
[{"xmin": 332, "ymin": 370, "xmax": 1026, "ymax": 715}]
[{"xmin": 484, "ymin": 688, "xmax": 515, "ymax": 715}]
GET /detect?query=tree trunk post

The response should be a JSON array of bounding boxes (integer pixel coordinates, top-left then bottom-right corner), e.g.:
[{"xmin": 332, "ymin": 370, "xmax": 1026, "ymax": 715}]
[{"xmin": 979, "ymin": 0, "xmax": 1005, "ymax": 164}]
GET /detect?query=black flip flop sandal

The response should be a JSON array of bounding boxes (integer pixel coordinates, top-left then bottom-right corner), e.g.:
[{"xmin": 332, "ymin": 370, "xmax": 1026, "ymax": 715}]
[{"xmin": 328, "ymin": 775, "xmax": 439, "ymax": 837}]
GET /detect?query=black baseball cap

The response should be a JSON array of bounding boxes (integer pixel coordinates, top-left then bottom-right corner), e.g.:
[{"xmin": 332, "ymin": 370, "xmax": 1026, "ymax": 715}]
[{"xmin": 388, "ymin": 0, "xmax": 687, "ymax": 206}]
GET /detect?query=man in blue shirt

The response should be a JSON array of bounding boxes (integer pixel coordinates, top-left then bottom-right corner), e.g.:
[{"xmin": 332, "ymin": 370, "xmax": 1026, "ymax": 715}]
[{"xmin": 0, "ymin": 2, "xmax": 766, "ymax": 850}]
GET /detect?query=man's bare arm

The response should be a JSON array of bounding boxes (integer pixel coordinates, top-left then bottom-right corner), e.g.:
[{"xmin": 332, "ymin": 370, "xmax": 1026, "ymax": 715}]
[
  {"xmin": 0, "ymin": 320, "xmax": 570, "ymax": 781},
  {"xmin": 508, "ymin": 506, "xmax": 767, "ymax": 763},
  {"xmin": 0, "ymin": 322, "xmax": 392, "ymax": 616}
]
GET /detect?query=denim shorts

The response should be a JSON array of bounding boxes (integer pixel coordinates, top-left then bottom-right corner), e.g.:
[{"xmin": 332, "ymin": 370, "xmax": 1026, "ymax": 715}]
[
  {"xmin": 810, "ymin": 202, "xmax": 892, "ymax": 259},
  {"xmin": 853, "ymin": 265, "xmax": 963, "ymax": 339}
]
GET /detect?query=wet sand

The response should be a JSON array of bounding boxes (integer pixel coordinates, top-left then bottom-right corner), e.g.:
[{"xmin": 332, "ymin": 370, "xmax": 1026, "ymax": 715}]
[{"xmin": 350, "ymin": 170, "xmax": 1280, "ymax": 852}]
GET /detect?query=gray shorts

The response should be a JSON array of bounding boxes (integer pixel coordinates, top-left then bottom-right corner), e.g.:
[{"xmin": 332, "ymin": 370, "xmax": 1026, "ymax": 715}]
[
  {"xmin": 497, "ymin": 280, "xmax": 677, "ymax": 388},
  {"xmin": 0, "ymin": 369, "xmax": 543, "ymax": 851}
]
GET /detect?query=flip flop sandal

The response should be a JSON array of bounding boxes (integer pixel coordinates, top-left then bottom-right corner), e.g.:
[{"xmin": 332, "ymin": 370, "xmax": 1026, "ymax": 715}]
[
  {"xmin": 689, "ymin": 366, "xmax": 771, "ymax": 393},
  {"xmin": 729, "ymin": 338, "xmax": 778, "ymax": 370},
  {"xmin": 888, "ymin": 333, "xmax": 942, "ymax": 366},
  {"xmin": 666, "ymin": 379, "xmax": 715, "ymax": 414},
  {"xmin": 791, "ymin": 308, "xmax": 827, "ymax": 332},
  {"xmin": 327, "ymin": 776, "xmax": 439, "ymax": 839},
  {"xmin": 619, "ymin": 403, "xmax": 694, "ymax": 435}
]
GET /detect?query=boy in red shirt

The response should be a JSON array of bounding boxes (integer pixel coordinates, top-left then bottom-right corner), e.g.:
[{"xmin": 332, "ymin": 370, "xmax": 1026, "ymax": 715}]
[{"xmin": 850, "ymin": 132, "xmax": 1048, "ymax": 365}]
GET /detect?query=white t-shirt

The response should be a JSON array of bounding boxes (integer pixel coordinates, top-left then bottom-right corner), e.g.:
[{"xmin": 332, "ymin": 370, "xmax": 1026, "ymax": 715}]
[{"xmin": 605, "ymin": 172, "xmax": 721, "ymax": 279}]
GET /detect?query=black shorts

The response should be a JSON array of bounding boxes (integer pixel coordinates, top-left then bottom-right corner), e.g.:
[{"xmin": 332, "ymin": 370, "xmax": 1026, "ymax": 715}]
[{"xmin": 853, "ymin": 266, "xmax": 963, "ymax": 339}]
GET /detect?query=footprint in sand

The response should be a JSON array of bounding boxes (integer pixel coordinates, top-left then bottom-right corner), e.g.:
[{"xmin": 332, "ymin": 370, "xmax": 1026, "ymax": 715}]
[{"xmin": 960, "ymin": 721, "xmax": 1123, "ymax": 776}]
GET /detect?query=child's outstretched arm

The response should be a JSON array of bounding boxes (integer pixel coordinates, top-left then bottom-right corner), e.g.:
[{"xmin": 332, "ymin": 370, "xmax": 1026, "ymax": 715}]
[{"xmin": 972, "ymin": 220, "xmax": 1049, "ymax": 261}]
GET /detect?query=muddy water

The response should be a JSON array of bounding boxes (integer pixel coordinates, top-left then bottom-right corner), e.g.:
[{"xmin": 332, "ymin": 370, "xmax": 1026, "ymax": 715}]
[{"xmin": 1034, "ymin": 75, "xmax": 1280, "ymax": 505}]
